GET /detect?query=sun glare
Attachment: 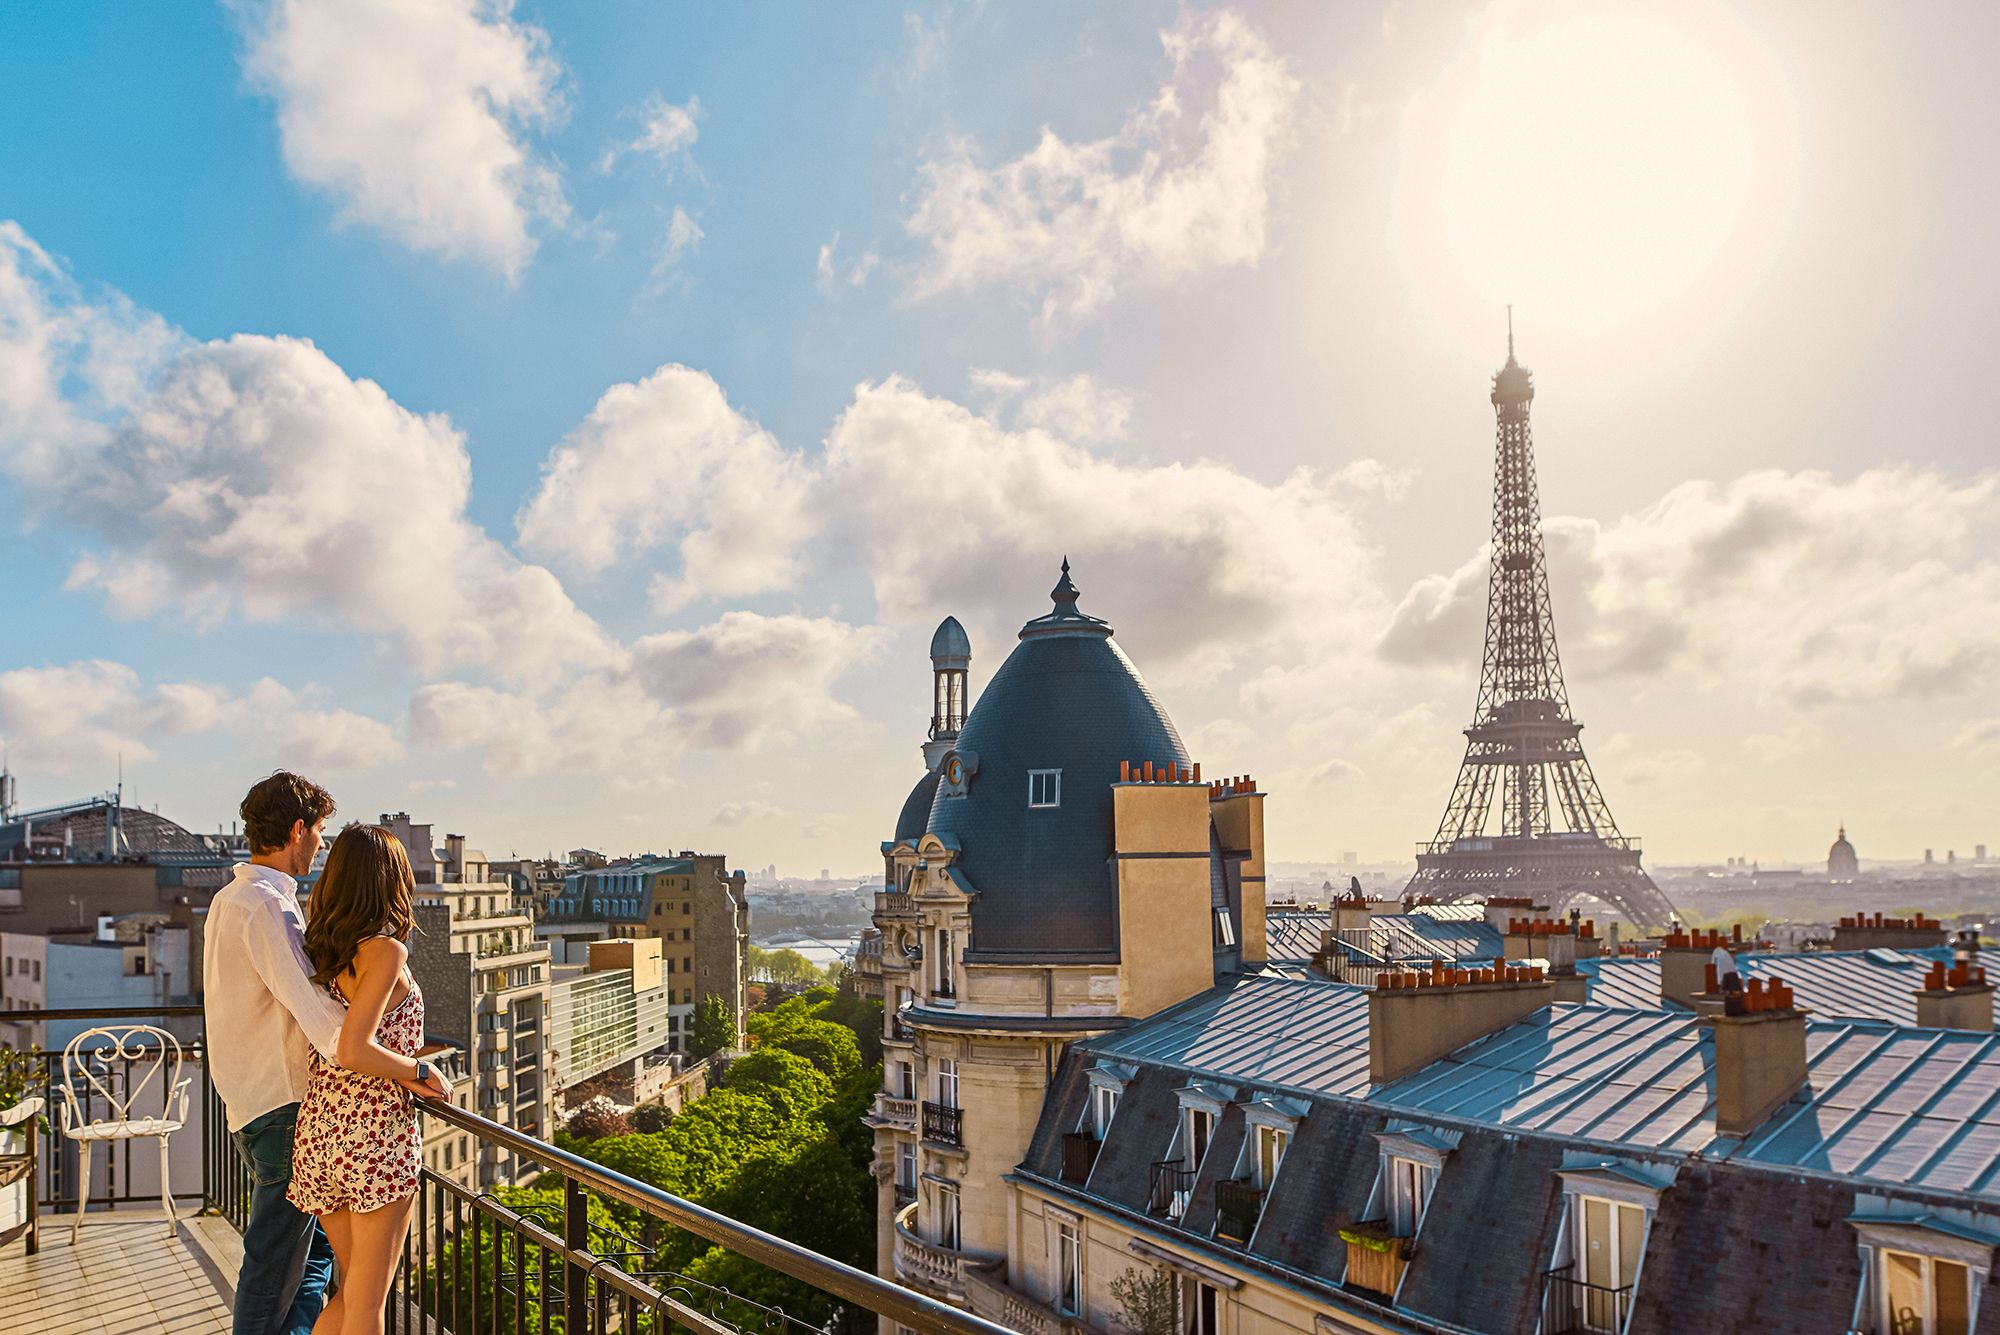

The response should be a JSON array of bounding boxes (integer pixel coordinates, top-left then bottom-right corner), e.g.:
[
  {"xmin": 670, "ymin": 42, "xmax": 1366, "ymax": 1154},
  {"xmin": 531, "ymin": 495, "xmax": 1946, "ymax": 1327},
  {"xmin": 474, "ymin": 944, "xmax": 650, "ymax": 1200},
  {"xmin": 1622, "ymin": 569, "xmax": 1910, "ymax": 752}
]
[{"xmin": 1414, "ymin": 9, "xmax": 1776, "ymax": 340}]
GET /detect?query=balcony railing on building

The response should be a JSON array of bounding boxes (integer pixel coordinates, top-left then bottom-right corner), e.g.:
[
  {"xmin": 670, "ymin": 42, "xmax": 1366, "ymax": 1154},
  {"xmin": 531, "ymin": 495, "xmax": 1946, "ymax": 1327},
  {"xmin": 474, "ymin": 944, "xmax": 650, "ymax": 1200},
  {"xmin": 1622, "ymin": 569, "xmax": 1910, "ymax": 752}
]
[
  {"xmin": 1148, "ymin": 1161, "xmax": 1195, "ymax": 1221},
  {"xmin": 871, "ymin": 1094, "xmax": 916, "ymax": 1130},
  {"xmin": 2, "ymin": 1006, "xmax": 1014, "ymax": 1335},
  {"xmin": 921, "ymin": 1100, "xmax": 964, "ymax": 1147},
  {"xmin": 1213, "ymin": 1177, "xmax": 1265, "ymax": 1243},
  {"xmin": 1059, "ymin": 1131, "xmax": 1098, "ymax": 1185},
  {"xmin": 1540, "ymin": 1261, "xmax": 1634, "ymax": 1335}
]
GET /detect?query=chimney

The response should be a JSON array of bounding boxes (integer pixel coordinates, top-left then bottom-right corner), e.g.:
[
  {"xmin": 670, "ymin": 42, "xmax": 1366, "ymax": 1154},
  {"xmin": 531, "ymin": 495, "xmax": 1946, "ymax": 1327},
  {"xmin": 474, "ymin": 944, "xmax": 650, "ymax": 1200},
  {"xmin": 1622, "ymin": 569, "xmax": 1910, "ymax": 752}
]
[
  {"xmin": 1914, "ymin": 931, "xmax": 1993, "ymax": 1032},
  {"xmin": 1369, "ymin": 965, "xmax": 1553, "ymax": 1085},
  {"xmin": 1710, "ymin": 977, "xmax": 1809, "ymax": 1138},
  {"xmin": 1833, "ymin": 911, "xmax": 1948, "ymax": 952},
  {"xmin": 1481, "ymin": 896, "xmax": 1545, "ymax": 936},
  {"xmin": 445, "ymin": 833, "xmax": 466, "ymax": 881},
  {"xmin": 1660, "ymin": 925, "xmax": 1739, "ymax": 1009}
]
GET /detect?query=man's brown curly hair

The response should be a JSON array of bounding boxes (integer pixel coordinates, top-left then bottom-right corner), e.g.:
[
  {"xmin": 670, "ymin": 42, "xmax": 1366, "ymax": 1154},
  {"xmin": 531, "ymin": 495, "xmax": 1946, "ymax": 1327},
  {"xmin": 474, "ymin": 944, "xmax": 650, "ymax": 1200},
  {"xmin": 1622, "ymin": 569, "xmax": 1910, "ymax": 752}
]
[{"xmin": 239, "ymin": 771, "xmax": 337, "ymax": 855}]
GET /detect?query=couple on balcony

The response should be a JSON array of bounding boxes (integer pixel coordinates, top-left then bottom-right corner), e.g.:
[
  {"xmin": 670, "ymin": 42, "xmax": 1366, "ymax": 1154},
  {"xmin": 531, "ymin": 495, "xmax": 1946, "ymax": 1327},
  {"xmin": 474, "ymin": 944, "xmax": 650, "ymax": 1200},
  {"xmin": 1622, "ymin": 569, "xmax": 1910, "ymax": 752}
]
[{"xmin": 204, "ymin": 772, "xmax": 457, "ymax": 1335}]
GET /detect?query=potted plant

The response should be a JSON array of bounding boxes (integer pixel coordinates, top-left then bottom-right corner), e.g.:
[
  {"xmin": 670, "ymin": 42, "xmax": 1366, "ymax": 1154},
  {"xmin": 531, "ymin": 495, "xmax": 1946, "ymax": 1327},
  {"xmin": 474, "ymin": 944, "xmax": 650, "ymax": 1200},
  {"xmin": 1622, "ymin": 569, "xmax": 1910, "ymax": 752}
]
[{"xmin": 0, "ymin": 1046, "xmax": 47, "ymax": 1250}]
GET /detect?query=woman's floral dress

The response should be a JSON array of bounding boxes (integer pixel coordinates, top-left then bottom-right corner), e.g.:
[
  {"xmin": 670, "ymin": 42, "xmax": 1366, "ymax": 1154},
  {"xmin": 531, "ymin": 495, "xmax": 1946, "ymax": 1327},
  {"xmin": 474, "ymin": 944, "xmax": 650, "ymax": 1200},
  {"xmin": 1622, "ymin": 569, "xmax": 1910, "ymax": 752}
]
[{"xmin": 287, "ymin": 972, "xmax": 424, "ymax": 1215}]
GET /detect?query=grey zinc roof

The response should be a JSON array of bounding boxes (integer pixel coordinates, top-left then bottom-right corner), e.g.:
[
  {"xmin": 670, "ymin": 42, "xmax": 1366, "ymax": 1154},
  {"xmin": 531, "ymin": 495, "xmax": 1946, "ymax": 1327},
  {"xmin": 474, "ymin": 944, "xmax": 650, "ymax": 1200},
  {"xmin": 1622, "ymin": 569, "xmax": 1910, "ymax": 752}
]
[
  {"xmin": 929, "ymin": 580, "xmax": 1189, "ymax": 957},
  {"xmin": 1576, "ymin": 947, "xmax": 1998, "ymax": 1027},
  {"xmin": 1264, "ymin": 910, "xmax": 1329, "ymax": 962},
  {"xmin": 1081, "ymin": 972, "xmax": 2000, "ymax": 1203}
]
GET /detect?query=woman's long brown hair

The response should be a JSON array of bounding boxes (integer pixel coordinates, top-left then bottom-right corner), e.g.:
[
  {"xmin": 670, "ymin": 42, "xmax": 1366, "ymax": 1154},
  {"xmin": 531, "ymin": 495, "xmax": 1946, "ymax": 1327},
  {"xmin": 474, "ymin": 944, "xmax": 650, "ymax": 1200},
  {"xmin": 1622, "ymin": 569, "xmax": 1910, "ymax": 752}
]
[{"xmin": 304, "ymin": 824, "xmax": 416, "ymax": 988}]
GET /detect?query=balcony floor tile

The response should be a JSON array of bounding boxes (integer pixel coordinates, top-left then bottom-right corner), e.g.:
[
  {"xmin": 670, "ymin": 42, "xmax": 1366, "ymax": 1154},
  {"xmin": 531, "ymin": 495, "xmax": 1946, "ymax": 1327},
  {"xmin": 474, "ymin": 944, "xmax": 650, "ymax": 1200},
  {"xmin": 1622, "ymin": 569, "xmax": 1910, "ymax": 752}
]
[{"xmin": 0, "ymin": 1207, "xmax": 236, "ymax": 1334}]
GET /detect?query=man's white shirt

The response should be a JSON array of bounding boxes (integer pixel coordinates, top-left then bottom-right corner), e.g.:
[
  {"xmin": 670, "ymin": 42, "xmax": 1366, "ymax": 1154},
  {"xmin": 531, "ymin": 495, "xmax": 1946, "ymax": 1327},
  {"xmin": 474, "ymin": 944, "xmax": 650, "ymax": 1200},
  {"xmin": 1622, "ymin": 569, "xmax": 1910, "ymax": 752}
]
[{"xmin": 203, "ymin": 861, "xmax": 347, "ymax": 1131}]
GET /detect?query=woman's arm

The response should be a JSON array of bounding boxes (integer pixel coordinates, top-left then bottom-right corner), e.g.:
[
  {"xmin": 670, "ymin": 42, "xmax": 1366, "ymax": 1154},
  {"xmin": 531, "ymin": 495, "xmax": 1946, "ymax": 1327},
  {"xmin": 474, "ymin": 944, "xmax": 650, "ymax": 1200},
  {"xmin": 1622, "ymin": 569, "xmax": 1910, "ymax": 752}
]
[{"xmin": 334, "ymin": 937, "xmax": 426, "ymax": 1082}]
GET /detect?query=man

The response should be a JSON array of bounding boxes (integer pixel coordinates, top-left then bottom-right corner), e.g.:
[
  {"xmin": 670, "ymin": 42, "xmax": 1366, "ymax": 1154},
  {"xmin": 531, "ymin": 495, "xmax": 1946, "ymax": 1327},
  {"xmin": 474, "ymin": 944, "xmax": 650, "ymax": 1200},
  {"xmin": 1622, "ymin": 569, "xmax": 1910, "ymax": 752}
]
[{"xmin": 204, "ymin": 772, "xmax": 445, "ymax": 1335}]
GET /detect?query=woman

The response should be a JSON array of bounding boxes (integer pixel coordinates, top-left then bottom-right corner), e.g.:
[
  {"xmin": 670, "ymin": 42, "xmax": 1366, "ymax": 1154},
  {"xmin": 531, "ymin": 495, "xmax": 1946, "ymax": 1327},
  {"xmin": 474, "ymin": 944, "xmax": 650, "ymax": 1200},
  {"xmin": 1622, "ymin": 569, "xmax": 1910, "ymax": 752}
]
[{"xmin": 289, "ymin": 824, "xmax": 454, "ymax": 1335}]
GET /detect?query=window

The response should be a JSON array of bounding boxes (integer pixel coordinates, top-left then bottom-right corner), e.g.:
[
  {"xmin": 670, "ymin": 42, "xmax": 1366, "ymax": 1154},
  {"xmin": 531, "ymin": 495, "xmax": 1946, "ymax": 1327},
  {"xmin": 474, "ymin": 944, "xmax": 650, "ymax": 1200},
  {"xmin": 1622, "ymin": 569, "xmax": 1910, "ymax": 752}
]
[
  {"xmin": 1213, "ymin": 907, "xmax": 1237, "ymax": 949},
  {"xmin": 898, "ymin": 1062, "xmax": 917, "ymax": 1100},
  {"xmin": 1253, "ymin": 1125, "xmax": 1289, "ymax": 1189},
  {"xmin": 937, "ymin": 1058, "xmax": 960, "ymax": 1109},
  {"xmin": 936, "ymin": 1182, "xmax": 961, "ymax": 1250},
  {"xmin": 936, "ymin": 929, "xmax": 954, "ymax": 997},
  {"xmin": 897, "ymin": 1142, "xmax": 917, "ymax": 1192},
  {"xmin": 1182, "ymin": 1106, "xmax": 1214, "ymax": 1170},
  {"xmin": 1572, "ymin": 1194, "xmax": 1648, "ymax": 1333},
  {"xmin": 1178, "ymin": 1278, "xmax": 1219, "ymax": 1335},
  {"xmin": 1056, "ymin": 1223, "xmax": 1083, "ymax": 1315},
  {"xmin": 1091, "ymin": 1084, "xmax": 1120, "ymax": 1138},
  {"xmin": 1387, "ymin": 1156, "xmax": 1436, "ymax": 1237},
  {"xmin": 1028, "ymin": 769, "xmax": 1062, "ymax": 808},
  {"xmin": 1874, "ymin": 1249, "xmax": 1972, "ymax": 1335}
]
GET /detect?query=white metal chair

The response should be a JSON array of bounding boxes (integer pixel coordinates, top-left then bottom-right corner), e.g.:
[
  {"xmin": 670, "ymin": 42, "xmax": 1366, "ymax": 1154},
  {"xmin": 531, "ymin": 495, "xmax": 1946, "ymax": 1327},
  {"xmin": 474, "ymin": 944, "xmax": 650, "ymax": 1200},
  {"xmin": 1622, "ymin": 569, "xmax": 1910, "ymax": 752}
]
[{"xmin": 57, "ymin": 1025, "xmax": 190, "ymax": 1241}]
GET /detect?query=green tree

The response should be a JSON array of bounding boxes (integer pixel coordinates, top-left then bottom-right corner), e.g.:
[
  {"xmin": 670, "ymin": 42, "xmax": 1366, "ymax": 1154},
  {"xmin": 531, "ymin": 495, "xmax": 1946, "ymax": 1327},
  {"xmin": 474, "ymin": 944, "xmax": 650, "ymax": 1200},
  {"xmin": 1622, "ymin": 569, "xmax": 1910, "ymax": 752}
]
[
  {"xmin": 723, "ymin": 1047, "xmax": 835, "ymax": 1123},
  {"xmin": 691, "ymin": 994, "xmax": 736, "ymax": 1057},
  {"xmin": 1111, "ymin": 1265, "xmax": 1179, "ymax": 1335},
  {"xmin": 631, "ymin": 1101, "xmax": 674, "ymax": 1134}
]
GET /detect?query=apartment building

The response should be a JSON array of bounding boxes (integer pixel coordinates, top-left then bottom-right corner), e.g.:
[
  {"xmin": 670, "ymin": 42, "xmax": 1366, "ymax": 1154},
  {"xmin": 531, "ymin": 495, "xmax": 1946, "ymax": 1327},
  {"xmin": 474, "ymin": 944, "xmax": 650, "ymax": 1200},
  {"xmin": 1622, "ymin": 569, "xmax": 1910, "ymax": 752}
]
[
  {"xmin": 382, "ymin": 813, "xmax": 554, "ymax": 1189},
  {"xmin": 548, "ymin": 938, "xmax": 677, "ymax": 1106},
  {"xmin": 544, "ymin": 852, "xmax": 748, "ymax": 1054}
]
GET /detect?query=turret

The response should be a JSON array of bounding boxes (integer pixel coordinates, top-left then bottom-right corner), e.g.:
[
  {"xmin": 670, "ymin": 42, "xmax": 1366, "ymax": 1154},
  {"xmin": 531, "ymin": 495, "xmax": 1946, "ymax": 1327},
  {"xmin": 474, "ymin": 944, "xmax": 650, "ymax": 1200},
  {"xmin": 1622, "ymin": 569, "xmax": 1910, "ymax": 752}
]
[{"xmin": 923, "ymin": 617, "xmax": 971, "ymax": 770}]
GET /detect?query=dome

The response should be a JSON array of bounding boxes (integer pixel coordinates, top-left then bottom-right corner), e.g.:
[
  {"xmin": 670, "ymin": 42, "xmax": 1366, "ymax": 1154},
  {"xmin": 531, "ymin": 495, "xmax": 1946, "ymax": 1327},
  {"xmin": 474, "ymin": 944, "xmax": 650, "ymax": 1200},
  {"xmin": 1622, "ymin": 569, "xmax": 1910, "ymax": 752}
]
[
  {"xmin": 929, "ymin": 616, "xmax": 971, "ymax": 669},
  {"xmin": 1828, "ymin": 823, "xmax": 1859, "ymax": 881},
  {"xmin": 926, "ymin": 563, "xmax": 1189, "ymax": 957},
  {"xmin": 894, "ymin": 768, "xmax": 942, "ymax": 844}
]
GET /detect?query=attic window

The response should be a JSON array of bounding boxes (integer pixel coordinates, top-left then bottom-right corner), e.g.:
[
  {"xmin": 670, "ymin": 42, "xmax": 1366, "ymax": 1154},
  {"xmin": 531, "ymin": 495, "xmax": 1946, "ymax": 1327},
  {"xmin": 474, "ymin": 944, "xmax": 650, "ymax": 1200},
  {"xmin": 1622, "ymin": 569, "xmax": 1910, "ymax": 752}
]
[
  {"xmin": 1849, "ymin": 1215, "xmax": 1993, "ymax": 1335},
  {"xmin": 1029, "ymin": 769, "xmax": 1062, "ymax": 808}
]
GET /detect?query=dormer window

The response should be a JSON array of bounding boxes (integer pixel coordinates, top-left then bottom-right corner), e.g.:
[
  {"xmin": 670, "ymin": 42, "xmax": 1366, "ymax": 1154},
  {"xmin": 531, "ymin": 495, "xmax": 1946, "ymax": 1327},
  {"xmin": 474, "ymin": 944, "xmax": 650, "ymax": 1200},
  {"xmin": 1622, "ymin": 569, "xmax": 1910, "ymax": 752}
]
[
  {"xmin": 1387, "ymin": 1156, "xmax": 1435, "ymax": 1237},
  {"xmin": 1028, "ymin": 769, "xmax": 1062, "ymax": 808},
  {"xmin": 1543, "ymin": 1166, "xmax": 1665, "ymax": 1335},
  {"xmin": 1850, "ymin": 1211, "xmax": 1992, "ymax": 1335},
  {"xmin": 1091, "ymin": 1083, "xmax": 1120, "ymax": 1138},
  {"xmin": 1182, "ymin": 1105, "xmax": 1214, "ymax": 1170}
]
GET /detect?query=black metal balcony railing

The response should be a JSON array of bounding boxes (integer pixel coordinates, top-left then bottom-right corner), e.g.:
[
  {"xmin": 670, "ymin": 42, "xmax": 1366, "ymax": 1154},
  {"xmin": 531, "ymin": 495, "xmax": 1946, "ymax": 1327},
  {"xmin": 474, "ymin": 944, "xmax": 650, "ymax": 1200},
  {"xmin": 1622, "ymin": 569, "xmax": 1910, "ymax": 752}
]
[
  {"xmin": 1214, "ymin": 1177, "xmax": 1266, "ymax": 1243},
  {"xmin": 1148, "ymin": 1160, "xmax": 1196, "ymax": 1219},
  {"xmin": 931, "ymin": 980, "xmax": 955, "ymax": 1001},
  {"xmin": 1059, "ymin": 1131, "xmax": 1098, "ymax": 1185},
  {"xmin": 1540, "ymin": 1261, "xmax": 1634, "ymax": 1335},
  {"xmin": 5, "ymin": 1006, "xmax": 1015, "ymax": 1335},
  {"xmin": 921, "ymin": 1100, "xmax": 964, "ymax": 1147}
]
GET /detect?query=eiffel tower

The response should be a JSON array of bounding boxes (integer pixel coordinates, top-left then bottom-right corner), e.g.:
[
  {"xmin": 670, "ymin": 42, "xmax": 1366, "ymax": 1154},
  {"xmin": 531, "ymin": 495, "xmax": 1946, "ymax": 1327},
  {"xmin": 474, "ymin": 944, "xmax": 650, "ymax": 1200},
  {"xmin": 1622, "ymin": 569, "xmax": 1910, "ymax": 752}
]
[{"xmin": 1404, "ymin": 320, "xmax": 1678, "ymax": 929}]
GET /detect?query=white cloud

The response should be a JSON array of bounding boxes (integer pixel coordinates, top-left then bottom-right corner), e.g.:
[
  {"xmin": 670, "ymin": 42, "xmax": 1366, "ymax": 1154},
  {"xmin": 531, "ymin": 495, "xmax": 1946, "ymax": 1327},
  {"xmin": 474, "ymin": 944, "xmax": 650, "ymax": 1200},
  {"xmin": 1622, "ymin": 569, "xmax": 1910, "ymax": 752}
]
[
  {"xmin": 714, "ymin": 799, "xmax": 783, "ymax": 827},
  {"xmin": 629, "ymin": 612, "xmax": 887, "ymax": 749},
  {"xmin": 515, "ymin": 364, "xmax": 815, "ymax": 608},
  {"xmin": 0, "ymin": 661, "xmax": 399, "ymax": 777},
  {"xmin": 413, "ymin": 611, "xmax": 883, "ymax": 767},
  {"xmin": 815, "ymin": 233, "xmax": 879, "ymax": 291},
  {"xmin": 236, "ymin": 0, "xmax": 567, "ymax": 279},
  {"xmin": 602, "ymin": 93, "xmax": 701, "ymax": 174},
  {"xmin": 652, "ymin": 207, "xmax": 704, "ymax": 279},
  {"xmin": 1380, "ymin": 468, "xmax": 2000, "ymax": 706},
  {"xmin": 904, "ymin": 9, "xmax": 1299, "ymax": 321},
  {"xmin": 0, "ymin": 224, "xmax": 611, "ymax": 685},
  {"xmin": 58, "ymin": 333, "xmax": 613, "ymax": 684}
]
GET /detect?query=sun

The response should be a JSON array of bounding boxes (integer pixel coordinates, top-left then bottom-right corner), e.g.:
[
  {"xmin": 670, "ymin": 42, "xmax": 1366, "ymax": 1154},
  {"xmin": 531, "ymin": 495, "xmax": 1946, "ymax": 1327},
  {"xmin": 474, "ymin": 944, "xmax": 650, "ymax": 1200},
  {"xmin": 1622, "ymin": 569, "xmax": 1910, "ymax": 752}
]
[{"xmin": 1407, "ymin": 6, "xmax": 1781, "ymax": 340}]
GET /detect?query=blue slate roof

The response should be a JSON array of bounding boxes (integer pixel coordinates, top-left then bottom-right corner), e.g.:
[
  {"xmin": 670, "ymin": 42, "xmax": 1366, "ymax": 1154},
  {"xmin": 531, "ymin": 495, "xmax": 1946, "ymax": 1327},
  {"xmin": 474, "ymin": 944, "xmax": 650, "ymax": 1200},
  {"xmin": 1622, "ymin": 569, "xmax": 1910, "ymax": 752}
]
[
  {"xmin": 893, "ymin": 769, "xmax": 941, "ymax": 844},
  {"xmin": 928, "ymin": 568, "xmax": 1189, "ymax": 957}
]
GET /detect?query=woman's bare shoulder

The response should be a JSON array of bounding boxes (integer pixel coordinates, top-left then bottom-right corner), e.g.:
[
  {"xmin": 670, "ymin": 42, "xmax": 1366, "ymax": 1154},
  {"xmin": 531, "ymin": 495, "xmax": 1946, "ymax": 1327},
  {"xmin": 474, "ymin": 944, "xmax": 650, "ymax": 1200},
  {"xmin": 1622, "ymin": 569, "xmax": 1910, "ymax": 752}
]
[{"xmin": 352, "ymin": 935, "xmax": 409, "ymax": 969}]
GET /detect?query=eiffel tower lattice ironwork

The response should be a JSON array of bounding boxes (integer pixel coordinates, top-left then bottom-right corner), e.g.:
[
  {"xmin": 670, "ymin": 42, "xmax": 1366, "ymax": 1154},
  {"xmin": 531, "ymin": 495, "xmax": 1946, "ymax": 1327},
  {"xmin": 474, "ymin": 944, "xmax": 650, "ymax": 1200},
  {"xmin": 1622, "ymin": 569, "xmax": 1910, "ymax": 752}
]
[{"xmin": 1404, "ymin": 323, "xmax": 1679, "ymax": 929}]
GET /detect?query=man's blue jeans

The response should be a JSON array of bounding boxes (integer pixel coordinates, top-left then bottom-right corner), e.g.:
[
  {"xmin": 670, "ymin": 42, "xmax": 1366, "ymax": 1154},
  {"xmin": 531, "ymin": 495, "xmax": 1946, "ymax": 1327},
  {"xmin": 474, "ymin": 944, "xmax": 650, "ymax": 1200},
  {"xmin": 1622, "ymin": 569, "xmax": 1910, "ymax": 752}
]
[{"xmin": 232, "ymin": 1103, "xmax": 334, "ymax": 1335}]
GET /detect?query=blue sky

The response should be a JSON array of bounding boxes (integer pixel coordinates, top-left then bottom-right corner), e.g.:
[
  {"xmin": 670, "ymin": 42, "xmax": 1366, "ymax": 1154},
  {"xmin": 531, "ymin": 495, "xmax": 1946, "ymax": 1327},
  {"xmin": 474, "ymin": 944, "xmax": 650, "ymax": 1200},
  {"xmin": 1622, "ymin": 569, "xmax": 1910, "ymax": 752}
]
[{"xmin": 4, "ymin": 0, "xmax": 1997, "ymax": 872}]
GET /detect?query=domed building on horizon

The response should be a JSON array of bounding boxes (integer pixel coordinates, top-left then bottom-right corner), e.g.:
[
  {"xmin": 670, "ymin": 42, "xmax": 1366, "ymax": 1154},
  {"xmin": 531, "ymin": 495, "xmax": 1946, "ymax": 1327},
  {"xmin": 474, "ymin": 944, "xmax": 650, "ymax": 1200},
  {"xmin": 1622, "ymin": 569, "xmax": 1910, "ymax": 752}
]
[{"xmin": 1829, "ymin": 822, "xmax": 1860, "ymax": 882}]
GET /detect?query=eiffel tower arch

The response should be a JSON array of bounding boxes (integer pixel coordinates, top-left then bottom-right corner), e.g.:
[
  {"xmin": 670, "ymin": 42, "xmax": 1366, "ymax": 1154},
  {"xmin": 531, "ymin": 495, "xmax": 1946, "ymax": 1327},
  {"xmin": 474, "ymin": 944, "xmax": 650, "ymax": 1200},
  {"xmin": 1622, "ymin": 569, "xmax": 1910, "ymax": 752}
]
[{"xmin": 1403, "ymin": 324, "xmax": 1679, "ymax": 930}]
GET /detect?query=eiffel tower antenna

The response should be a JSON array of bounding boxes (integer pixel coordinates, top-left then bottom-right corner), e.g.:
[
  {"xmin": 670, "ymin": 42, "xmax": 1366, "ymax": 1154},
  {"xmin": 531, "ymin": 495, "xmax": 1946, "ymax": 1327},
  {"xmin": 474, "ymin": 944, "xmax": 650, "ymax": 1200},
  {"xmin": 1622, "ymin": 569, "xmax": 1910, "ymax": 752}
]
[{"xmin": 1402, "ymin": 328, "xmax": 1679, "ymax": 929}]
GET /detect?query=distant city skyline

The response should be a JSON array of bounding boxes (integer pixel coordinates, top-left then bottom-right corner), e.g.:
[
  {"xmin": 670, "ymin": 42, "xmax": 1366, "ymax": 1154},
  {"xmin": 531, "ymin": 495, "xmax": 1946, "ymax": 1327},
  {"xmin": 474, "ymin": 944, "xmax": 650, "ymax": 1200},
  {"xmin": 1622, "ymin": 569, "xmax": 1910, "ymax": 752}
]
[{"xmin": 3, "ymin": 2, "xmax": 1996, "ymax": 872}]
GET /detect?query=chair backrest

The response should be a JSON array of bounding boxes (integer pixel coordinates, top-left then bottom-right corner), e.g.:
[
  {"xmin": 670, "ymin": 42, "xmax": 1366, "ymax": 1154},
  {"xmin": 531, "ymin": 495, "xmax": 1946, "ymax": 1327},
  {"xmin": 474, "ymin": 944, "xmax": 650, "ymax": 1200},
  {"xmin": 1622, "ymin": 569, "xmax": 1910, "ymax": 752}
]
[{"xmin": 59, "ymin": 1025, "xmax": 186, "ymax": 1128}]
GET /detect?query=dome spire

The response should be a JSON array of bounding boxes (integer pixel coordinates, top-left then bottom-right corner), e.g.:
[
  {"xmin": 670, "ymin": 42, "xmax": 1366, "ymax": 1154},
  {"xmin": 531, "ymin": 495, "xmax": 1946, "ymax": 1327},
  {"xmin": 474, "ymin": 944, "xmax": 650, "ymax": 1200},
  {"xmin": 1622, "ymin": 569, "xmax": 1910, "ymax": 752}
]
[
  {"xmin": 1020, "ymin": 557, "xmax": 1110, "ymax": 640},
  {"xmin": 1051, "ymin": 556, "xmax": 1080, "ymax": 610}
]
